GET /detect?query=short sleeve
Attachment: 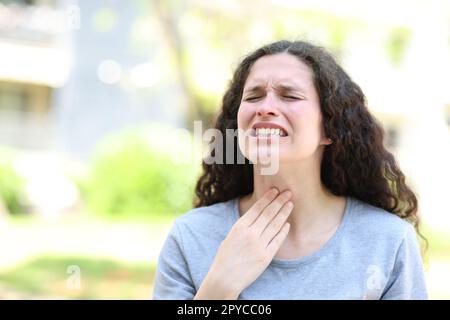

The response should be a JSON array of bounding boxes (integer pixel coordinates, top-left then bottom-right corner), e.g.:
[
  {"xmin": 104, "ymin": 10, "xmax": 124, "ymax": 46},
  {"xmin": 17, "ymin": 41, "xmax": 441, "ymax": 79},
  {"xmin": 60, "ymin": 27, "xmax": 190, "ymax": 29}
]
[
  {"xmin": 152, "ymin": 221, "xmax": 196, "ymax": 299},
  {"xmin": 381, "ymin": 224, "xmax": 428, "ymax": 300}
]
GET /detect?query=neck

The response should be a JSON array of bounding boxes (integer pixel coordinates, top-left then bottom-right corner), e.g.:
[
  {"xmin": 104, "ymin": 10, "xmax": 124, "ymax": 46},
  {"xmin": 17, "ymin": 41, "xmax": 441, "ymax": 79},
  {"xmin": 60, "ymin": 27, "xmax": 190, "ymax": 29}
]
[{"xmin": 241, "ymin": 154, "xmax": 346, "ymax": 238}]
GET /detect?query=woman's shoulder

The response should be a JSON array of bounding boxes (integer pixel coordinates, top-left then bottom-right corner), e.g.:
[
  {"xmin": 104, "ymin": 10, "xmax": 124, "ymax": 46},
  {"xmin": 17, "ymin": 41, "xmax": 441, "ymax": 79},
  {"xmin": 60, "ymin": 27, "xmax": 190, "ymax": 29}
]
[
  {"xmin": 173, "ymin": 197, "xmax": 238, "ymax": 234},
  {"xmin": 348, "ymin": 197, "xmax": 417, "ymax": 243}
]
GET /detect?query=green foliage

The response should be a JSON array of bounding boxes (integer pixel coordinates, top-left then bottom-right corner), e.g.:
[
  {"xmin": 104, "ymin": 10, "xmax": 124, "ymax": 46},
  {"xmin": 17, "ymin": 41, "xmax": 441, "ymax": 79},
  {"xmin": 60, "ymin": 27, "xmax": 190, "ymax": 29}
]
[
  {"xmin": 82, "ymin": 124, "xmax": 201, "ymax": 218},
  {"xmin": 386, "ymin": 27, "xmax": 411, "ymax": 66},
  {"xmin": 0, "ymin": 148, "xmax": 25, "ymax": 214}
]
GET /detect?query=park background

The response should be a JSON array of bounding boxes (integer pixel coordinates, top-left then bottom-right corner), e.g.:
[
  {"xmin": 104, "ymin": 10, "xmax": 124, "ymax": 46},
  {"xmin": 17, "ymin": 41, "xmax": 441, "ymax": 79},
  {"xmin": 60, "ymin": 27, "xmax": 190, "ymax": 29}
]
[{"xmin": 0, "ymin": 0, "xmax": 449, "ymax": 299}]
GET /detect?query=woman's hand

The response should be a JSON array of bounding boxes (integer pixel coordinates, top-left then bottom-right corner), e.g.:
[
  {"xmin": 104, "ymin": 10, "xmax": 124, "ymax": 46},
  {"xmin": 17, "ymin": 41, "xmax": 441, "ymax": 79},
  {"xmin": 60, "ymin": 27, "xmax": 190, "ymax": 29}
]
[{"xmin": 194, "ymin": 188, "xmax": 293, "ymax": 299}]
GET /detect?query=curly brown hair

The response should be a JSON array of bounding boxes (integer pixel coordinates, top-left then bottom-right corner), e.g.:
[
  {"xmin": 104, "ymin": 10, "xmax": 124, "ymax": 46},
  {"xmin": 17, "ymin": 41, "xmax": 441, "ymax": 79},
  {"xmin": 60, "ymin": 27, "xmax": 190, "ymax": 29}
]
[{"xmin": 193, "ymin": 40, "xmax": 424, "ymax": 240}]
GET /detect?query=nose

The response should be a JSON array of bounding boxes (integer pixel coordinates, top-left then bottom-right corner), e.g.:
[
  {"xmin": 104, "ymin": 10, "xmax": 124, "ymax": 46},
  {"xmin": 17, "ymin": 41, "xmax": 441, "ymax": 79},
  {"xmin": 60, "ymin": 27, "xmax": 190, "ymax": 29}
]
[{"xmin": 256, "ymin": 95, "xmax": 280, "ymax": 117}]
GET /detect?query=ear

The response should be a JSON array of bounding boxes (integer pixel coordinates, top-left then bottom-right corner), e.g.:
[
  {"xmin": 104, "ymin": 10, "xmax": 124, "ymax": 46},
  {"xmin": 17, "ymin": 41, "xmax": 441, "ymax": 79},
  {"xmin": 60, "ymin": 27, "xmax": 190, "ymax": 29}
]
[{"xmin": 321, "ymin": 138, "xmax": 333, "ymax": 146}]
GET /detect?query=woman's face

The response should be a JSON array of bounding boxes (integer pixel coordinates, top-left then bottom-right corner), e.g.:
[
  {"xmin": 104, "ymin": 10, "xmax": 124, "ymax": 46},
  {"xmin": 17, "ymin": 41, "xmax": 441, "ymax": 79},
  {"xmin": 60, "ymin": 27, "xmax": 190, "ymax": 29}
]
[{"xmin": 237, "ymin": 53, "xmax": 331, "ymax": 164}]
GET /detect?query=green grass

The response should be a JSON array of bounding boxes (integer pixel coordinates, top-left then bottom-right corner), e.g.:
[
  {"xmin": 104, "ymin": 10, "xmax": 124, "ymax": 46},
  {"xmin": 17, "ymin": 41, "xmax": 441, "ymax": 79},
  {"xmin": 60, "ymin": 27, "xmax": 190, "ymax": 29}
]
[
  {"xmin": 6, "ymin": 211, "xmax": 177, "ymax": 226},
  {"xmin": 0, "ymin": 254, "xmax": 156, "ymax": 299},
  {"xmin": 0, "ymin": 220, "xmax": 448, "ymax": 299}
]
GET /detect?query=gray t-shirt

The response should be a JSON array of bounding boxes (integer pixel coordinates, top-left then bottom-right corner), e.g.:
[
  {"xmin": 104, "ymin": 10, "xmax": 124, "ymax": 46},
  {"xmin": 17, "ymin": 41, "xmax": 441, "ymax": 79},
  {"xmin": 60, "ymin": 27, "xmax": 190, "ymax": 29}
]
[{"xmin": 152, "ymin": 196, "xmax": 428, "ymax": 300}]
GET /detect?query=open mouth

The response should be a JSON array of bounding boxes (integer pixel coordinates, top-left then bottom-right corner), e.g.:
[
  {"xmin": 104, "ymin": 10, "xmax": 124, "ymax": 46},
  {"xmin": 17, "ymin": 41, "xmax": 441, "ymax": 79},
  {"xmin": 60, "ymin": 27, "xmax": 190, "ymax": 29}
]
[
  {"xmin": 250, "ymin": 123, "xmax": 289, "ymax": 138},
  {"xmin": 250, "ymin": 128, "xmax": 288, "ymax": 137}
]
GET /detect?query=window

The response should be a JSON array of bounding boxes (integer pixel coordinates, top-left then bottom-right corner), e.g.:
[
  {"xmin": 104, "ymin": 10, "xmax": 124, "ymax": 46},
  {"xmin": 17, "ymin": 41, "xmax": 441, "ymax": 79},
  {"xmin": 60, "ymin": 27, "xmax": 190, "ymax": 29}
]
[{"xmin": 0, "ymin": 81, "xmax": 50, "ymax": 114}]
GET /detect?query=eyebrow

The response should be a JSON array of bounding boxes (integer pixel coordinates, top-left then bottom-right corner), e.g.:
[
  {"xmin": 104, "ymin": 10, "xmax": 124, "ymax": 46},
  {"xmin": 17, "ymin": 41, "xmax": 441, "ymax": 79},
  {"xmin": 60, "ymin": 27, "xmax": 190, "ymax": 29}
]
[{"xmin": 243, "ymin": 83, "xmax": 307, "ymax": 95}]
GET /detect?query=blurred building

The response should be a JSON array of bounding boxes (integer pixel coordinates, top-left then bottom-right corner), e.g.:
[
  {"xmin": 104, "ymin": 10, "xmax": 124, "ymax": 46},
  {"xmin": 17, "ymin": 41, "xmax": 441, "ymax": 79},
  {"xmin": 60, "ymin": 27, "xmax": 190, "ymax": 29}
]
[
  {"xmin": 0, "ymin": 0, "xmax": 184, "ymax": 162},
  {"xmin": 0, "ymin": 0, "xmax": 185, "ymax": 216},
  {"xmin": 0, "ymin": 0, "xmax": 70, "ymax": 150}
]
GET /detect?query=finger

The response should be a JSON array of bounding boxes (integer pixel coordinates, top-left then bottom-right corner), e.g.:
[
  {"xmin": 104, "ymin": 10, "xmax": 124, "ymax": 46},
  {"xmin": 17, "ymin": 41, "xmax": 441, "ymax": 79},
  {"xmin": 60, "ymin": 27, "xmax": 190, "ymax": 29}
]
[
  {"xmin": 250, "ymin": 190, "xmax": 292, "ymax": 233},
  {"xmin": 260, "ymin": 201, "xmax": 293, "ymax": 245},
  {"xmin": 266, "ymin": 222, "xmax": 290, "ymax": 257},
  {"xmin": 239, "ymin": 188, "xmax": 279, "ymax": 226}
]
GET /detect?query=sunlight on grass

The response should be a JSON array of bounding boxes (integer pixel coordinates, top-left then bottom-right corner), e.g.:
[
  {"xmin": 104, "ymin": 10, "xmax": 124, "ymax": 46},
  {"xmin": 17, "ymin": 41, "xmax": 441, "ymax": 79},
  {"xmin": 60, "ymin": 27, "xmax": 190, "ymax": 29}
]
[
  {"xmin": 0, "ymin": 217, "xmax": 448, "ymax": 299},
  {"xmin": 421, "ymin": 224, "xmax": 450, "ymax": 300},
  {"xmin": 0, "ymin": 254, "xmax": 156, "ymax": 299}
]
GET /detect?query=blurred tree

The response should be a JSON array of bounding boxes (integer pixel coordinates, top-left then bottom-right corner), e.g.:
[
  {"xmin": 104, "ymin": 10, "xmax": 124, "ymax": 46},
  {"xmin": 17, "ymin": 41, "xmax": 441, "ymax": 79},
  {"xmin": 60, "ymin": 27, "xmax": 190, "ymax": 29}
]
[
  {"xmin": 82, "ymin": 124, "xmax": 201, "ymax": 218},
  {"xmin": 148, "ymin": 0, "xmax": 368, "ymax": 131},
  {"xmin": 386, "ymin": 26, "xmax": 411, "ymax": 67},
  {"xmin": 153, "ymin": 0, "xmax": 209, "ymax": 130},
  {"xmin": 0, "ymin": 149, "xmax": 26, "ymax": 215}
]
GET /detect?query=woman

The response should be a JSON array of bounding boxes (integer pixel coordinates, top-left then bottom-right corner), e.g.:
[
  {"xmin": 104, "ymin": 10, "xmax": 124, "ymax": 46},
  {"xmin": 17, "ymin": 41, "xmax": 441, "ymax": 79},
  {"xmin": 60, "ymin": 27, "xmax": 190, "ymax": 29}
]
[{"xmin": 152, "ymin": 40, "xmax": 428, "ymax": 300}]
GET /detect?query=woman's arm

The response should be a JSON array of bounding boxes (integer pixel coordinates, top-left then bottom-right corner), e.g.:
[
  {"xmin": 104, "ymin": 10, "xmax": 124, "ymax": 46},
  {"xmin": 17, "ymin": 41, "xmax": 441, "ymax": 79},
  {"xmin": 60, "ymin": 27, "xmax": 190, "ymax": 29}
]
[
  {"xmin": 152, "ymin": 222, "xmax": 196, "ymax": 300},
  {"xmin": 194, "ymin": 272, "xmax": 240, "ymax": 300},
  {"xmin": 381, "ymin": 224, "xmax": 428, "ymax": 300}
]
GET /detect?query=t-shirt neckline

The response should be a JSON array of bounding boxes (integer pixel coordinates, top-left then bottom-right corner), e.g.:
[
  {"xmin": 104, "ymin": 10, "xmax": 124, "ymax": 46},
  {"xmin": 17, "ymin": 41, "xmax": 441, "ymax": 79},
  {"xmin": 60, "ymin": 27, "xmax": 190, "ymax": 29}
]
[{"xmin": 231, "ymin": 195, "xmax": 354, "ymax": 268}]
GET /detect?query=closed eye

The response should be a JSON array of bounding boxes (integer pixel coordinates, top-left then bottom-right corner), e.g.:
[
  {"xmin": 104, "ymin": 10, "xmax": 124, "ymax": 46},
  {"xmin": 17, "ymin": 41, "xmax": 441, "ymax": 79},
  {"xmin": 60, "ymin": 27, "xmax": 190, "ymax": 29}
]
[
  {"xmin": 244, "ymin": 96, "xmax": 261, "ymax": 102},
  {"xmin": 284, "ymin": 96, "xmax": 302, "ymax": 100},
  {"xmin": 244, "ymin": 96, "xmax": 303, "ymax": 102}
]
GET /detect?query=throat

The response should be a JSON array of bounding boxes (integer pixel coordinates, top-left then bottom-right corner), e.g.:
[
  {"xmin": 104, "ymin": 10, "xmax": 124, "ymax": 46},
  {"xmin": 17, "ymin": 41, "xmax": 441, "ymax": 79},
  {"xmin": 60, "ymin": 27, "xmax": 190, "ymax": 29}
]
[
  {"xmin": 274, "ymin": 225, "xmax": 339, "ymax": 260},
  {"xmin": 274, "ymin": 197, "xmax": 347, "ymax": 260}
]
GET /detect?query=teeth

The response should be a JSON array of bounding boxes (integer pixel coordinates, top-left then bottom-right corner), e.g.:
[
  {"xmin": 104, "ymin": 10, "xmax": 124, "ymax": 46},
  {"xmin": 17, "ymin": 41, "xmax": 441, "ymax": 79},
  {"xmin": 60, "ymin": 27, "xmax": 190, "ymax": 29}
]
[{"xmin": 254, "ymin": 128, "xmax": 286, "ymax": 137}]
